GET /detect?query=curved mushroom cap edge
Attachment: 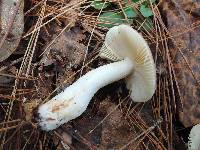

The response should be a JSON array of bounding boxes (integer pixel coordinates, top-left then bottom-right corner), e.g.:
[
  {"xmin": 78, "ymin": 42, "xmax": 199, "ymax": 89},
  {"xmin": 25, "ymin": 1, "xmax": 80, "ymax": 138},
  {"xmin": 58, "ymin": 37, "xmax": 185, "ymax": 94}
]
[{"xmin": 100, "ymin": 24, "xmax": 156, "ymax": 102}]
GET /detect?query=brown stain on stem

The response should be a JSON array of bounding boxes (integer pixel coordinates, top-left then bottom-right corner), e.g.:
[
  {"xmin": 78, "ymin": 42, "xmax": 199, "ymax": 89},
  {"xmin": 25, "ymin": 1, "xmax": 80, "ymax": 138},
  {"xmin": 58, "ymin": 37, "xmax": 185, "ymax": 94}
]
[
  {"xmin": 51, "ymin": 97, "xmax": 74, "ymax": 113},
  {"xmin": 46, "ymin": 117, "xmax": 56, "ymax": 121}
]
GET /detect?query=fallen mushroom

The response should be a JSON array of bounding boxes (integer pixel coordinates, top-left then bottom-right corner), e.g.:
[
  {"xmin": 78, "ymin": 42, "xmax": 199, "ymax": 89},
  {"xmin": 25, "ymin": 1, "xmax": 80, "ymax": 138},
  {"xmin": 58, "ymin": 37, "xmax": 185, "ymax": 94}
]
[
  {"xmin": 36, "ymin": 24, "xmax": 156, "ymax": 131},
  {"xmin": 188, "ymin": 124, "xmax": 200, "ymax": 150}
]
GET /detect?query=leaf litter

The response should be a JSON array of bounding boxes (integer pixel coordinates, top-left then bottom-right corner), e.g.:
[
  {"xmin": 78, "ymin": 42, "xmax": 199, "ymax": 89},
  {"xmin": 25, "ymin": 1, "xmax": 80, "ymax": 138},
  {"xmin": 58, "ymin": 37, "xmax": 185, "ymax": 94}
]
[
  {"xmin": 0, "ymin": 0, "xmax": 24, "ymax": 62},
  {"xmin": 0, "ymin": 0, "xmax": 199, "ymax": 149},
  {"xmin": 161, "ymin": 0, "xmax": 200, "ymax": 127}
]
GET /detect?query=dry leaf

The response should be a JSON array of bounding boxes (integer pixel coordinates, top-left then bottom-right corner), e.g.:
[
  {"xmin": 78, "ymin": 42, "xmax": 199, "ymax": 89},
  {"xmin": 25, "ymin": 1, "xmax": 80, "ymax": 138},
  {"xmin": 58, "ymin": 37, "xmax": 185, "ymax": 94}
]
[
  {"xmin": 161, "ymin": 0, "xmax": 200, "ymax": 127},
  {"xmin": 0, "ymin": 0, "xmax": 24, "ymax": 62},
  {"xmin": 41, "ymin": 26, "xmax": 86, "ymax": 67},
  {"xmin": 99, "ymin": 101, "xmax": 139, "ymax": 149}
]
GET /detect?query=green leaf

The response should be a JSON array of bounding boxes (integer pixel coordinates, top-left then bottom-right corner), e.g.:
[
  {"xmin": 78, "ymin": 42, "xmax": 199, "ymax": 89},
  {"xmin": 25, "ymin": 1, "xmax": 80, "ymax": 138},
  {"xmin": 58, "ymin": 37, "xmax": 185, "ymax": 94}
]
[
  {"xmin": 139, "ymin": 18, "xmax": 153, "ymax": 31},
  {"xmin": 140, "ymin": 4, "xmax": 153, "ymax": 17},
  {"xmin": 143, "ymin": 0, "xmax": 156, "ymax": 5},
  {"xmin": 127, "ymin": 0, "xmax": 156, "ymax": 4},
  {"xmin": 151, "ymin": 0, "xmax": 156, "ymax": 3},
  {"xmin": 91, "ymin": 0, "xmax": 110, "ymax": 10},
  {"xmin": 98, "ymin": 12, "xmax": 125, "ymax": 28},
  {"xmin": 124, "ymin": 6, "xmax": 137, "ymax": 18},
  {"xmin": 124, "ymin": 0, "xmax": 139, "ymax": 4},
  {"xmin": 132, "ymin": 0, "xmax": 140, "ymax": 2}
]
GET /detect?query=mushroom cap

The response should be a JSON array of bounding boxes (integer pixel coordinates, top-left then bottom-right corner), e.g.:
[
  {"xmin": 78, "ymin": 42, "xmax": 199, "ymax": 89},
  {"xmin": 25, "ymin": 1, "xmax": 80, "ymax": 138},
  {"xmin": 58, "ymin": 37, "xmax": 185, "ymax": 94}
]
[
  {"xmin": 188, "ymin": 124, "xmax": 200, "ymax": 150},
  {"xmin": 100, "ymin": 24, "xmax": 156, "ymax": 102}
]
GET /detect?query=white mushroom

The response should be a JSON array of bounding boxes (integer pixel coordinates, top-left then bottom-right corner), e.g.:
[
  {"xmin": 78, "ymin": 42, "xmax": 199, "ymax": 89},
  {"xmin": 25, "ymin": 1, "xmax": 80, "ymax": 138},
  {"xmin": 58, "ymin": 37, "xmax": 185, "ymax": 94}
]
[
  {"xmin": 100, "ymin": 24, "xmax": 156, "ymax": 102},
  {"xmin": 188, "ymin": 124, "xmax": 200, "ymax": 150},
  {"xmin": 36, "ymin": 24, "xmax": 156, "ymax": 131}
]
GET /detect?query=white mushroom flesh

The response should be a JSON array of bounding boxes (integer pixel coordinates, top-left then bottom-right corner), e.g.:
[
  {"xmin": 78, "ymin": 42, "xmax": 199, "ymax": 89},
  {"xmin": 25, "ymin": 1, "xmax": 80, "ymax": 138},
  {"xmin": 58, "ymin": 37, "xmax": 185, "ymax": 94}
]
[
  {"xmin": 188, "ymin": 124, "xmax": 200, "ymax": 150},
  {"xmin": 37, "ymin": 24, "xmax": 156, "ymax": 131},
  {"xmin": 100, "ymin": 24, "xmax": 156, "ymax": 102},
  {"xmin": 37, "ymin": 58, "xmax": 134, "ymax": 131}
]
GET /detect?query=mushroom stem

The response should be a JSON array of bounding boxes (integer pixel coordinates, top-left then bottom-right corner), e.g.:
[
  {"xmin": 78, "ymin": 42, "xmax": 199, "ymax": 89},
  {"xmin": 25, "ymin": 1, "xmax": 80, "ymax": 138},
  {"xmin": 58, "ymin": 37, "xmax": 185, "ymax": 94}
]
[
  {"xmin": 188, "ymin": 124, "xmax": 200, "ymax": 150},
  {"xmin": 37, "ymin": 58, "xmax": 134, "ymax": 131}
]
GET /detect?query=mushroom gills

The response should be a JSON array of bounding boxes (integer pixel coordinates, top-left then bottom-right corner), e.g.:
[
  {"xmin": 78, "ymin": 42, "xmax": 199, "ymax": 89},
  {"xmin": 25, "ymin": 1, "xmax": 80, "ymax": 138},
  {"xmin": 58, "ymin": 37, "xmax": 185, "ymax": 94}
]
[
  {"xmin": 100, "ymin": 24, "xmax": 156, "ymax": 102},
  {"xmin": 99, "ymin": 44, "xmax": 122, "ymax": 61}
]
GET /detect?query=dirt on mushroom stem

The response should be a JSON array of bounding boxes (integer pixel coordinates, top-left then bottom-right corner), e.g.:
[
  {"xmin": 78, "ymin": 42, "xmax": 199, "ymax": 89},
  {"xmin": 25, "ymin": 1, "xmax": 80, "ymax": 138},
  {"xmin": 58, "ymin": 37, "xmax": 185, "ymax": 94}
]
[{"xmin": 1, "ymin": 0, "xmax": 199, "ymax": 149}]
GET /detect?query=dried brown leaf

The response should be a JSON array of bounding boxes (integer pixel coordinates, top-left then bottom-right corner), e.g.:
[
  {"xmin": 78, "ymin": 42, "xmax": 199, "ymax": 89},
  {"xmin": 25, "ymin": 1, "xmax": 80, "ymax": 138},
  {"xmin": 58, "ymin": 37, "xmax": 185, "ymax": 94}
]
[
  {"xmin": 161, "ymin": 0, "xmax": 200, "ymax": 127},
  {"xmin": 0, "ymin": 0, "xmax": 24, "ymax": 62}
]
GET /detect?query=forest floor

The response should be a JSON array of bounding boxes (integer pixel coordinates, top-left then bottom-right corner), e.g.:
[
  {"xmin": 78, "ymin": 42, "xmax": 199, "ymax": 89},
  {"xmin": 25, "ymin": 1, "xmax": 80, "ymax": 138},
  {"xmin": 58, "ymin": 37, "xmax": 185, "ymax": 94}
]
[{"xmin": 0, "ymin": 0, "xmax": 199, "ymax": 149}]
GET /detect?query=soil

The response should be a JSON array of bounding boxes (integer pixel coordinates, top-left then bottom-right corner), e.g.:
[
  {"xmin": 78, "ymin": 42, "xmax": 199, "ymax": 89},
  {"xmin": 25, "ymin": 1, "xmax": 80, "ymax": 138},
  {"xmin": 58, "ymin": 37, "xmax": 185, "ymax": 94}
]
[{"xmin": 0, "ymin": 0, "xmax": 199, "ymax": 150}]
